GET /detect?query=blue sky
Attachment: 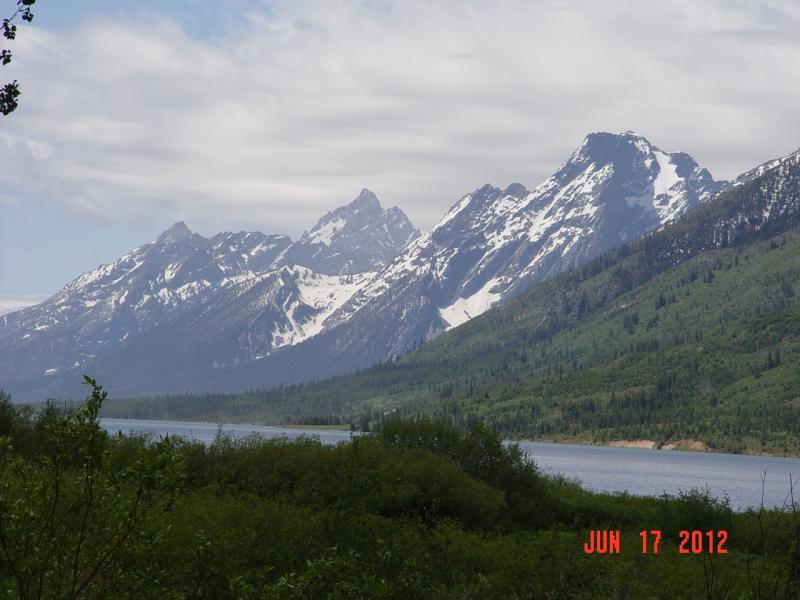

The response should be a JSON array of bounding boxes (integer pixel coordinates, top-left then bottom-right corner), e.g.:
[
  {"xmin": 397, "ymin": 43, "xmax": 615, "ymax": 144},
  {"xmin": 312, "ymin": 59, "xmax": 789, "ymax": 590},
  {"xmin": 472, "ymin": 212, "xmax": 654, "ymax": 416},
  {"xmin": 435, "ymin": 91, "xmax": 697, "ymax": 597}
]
[
  {"xmin": 34, "ymin": 0, "xmax": 255, "ymax": 37},
  {"xmin": 2, "ymin": 0, "xmax": 800, "ymax": 298}
]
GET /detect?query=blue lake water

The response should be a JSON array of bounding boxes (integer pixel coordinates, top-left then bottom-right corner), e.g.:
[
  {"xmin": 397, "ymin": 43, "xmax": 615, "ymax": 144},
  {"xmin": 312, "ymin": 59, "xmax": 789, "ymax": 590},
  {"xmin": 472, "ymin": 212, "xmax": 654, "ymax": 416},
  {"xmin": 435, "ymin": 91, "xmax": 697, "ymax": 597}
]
[{"xmin": 100, "ymin": 418, "xmax": 800, "ymax": 511}]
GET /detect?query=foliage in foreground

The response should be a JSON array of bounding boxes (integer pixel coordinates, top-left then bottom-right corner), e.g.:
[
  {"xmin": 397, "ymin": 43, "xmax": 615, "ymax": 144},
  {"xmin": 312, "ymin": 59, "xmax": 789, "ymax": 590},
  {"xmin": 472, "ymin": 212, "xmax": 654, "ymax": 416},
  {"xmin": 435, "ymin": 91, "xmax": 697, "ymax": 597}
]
[{"xmin": 3, "ymin": 387, "xmax": 800, "ymax": 598}]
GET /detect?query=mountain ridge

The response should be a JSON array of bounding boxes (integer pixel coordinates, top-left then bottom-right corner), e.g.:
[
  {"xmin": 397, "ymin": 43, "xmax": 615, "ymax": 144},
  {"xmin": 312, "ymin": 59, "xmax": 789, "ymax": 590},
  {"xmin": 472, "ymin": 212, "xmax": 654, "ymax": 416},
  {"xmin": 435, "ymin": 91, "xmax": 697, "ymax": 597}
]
[
  {"xmin": 102, "ymin": 143, "xmax": 800, "ymax": 455},
  {"xmin": 3, "ymin": 132, "xmax": 735, "ymax": 400},
  {"xmin": 0, "ymin": 191, "xmax": 416, "ymax": 399},
  {"xmin": 279, "ymin": 131, "xmax": 729, "ymax": 374}
]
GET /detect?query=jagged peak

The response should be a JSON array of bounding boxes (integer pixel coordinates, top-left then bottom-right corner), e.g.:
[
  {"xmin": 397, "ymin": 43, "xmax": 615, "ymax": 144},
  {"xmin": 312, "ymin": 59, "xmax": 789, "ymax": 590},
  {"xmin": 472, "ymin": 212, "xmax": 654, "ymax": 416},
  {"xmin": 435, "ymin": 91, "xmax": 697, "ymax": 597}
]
[
  {"xmin": 349, "ymin": 188, "xmax": 381, "ymax": 209},
  {"xmin": 578, "ymin": 130, "xmax": 658, "ymax": 153},
  {"xmin": 583, "ymin": 130, "xmax": 647, "ymax": 140},
  {"xmin": 385, "ymin": 205, "xmax": 405, "ymax": 216},
  {"xmin": 156, "ymin": 221, "xmax": 194, "ymax": 244},
  {"xmin": 299, "ymin": 189, "xmax": 417, "ymax": 252},
  {"xmin": 305, "ymin": 190, "xmax": 383, "ymax": 236},
  {"xmin": 504, "ymin": 183, "xmax": 528, "ymax": 198},
  {"xmin": 563, "ymin": 131, "xmax": 706, "ymax": 184}
]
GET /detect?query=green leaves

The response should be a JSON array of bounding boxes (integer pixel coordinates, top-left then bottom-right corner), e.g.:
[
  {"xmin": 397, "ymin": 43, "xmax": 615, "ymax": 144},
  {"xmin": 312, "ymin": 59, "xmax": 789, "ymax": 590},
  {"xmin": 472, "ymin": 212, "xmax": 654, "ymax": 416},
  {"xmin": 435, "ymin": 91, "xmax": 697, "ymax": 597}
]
[
  {"xmin": 0, "ymin": 80, "xmax": 19, "ymax": 115},
  {"xmin": 1, "ymin": 0, "xmax": 36, "ymax": 116},
  {"xmin": 0, "ymin": 376, "xmax": 182, "ymax": 599},
  {"xmin": 2, "ymin": 394, "xmax": 799, "ymax": 598}
]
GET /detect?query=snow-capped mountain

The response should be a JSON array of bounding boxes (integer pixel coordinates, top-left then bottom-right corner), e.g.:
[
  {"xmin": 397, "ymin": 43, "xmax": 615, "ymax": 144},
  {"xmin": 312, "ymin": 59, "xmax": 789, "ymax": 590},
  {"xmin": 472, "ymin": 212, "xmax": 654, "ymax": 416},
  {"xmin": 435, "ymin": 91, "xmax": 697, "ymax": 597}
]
[
  {"xmin": 135, "ymin": 134, "xmax": 799, "ymax": 398},
  {"xmin": 1, "ymin": 132, "xmax": 735, "ymax": 399},
  {"xmin": 0, "ymin": 191, "xmax": 414, "ymax": 397},
  {"xmin": 203, "ymin": 131, "xmax": 735, "ymax": 394},
  {"xmin": 281, "ymin": 189, "xmax": 419, "ymax": 274},
  {"xmin": 732, "ymin": 147, "xmax": 800, "ymax": 187},
  {"xmin": 323, "ymin": 131, "xmax": 728, "ymax": 359}
]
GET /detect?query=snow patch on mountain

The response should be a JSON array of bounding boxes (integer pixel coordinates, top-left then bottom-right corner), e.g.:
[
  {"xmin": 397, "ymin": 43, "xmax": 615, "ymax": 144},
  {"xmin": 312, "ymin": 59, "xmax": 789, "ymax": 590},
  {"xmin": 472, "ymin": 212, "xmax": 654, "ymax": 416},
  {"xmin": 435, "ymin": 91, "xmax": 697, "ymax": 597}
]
[
  {"xmin": 271, "ymin": 267, "xmax": 374, "ymax": 350},
  {"xmin": 304, "ymin": 217, "xmax": 346, "ymax": 246},
  {"xmin": 439, "ymin": 277, "xmax": 504, "ymax": 329},
  {"xmin": 653, "ymin": 151, "xmax": 680, "ymax": 196}
]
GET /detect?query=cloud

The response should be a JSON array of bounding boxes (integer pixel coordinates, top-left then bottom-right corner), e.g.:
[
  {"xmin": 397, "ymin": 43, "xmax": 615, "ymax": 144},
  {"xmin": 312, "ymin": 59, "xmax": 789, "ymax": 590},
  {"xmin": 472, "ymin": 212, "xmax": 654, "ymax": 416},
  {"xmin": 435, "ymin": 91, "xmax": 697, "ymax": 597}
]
[
  {"xmin": 0, "ymin": 192, "xmax": 20, "ymax": 207},
  {"xmin": 1, "ymin": 0, "xmax": 799, "ymax": 236},
  {"xmin": 0, "ymin": 295, "xmax": 48, "ymax": 316}
]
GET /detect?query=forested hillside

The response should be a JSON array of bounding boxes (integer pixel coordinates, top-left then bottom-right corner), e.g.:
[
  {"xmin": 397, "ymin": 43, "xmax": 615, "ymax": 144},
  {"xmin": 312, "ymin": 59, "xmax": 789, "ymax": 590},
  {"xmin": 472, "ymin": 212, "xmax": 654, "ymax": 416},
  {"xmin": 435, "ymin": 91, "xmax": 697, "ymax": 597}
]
[{"xmin": 105, "ymin": 153, "xmax": 800, "ymax": 454}]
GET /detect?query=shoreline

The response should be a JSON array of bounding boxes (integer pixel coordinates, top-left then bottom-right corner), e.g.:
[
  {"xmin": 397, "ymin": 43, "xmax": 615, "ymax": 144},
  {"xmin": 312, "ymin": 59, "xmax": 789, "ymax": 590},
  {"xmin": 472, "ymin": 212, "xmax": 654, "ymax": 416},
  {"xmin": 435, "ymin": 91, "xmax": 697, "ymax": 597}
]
[
  {"xmin": 100, "ymin": 416, "xmax": 800, "ymax": 459},
  {"xmin": 510, "ymin": 435, "xmax": 797, "ymax": 458}
]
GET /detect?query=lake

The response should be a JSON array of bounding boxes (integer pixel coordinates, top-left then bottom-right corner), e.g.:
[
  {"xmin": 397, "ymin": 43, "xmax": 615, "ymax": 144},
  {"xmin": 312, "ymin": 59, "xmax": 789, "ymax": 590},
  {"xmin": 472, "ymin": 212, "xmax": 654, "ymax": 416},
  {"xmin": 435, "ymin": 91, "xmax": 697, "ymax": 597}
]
[{"xmin": 100, "ymin": 418, "xmax": 800, "ymax": 511}]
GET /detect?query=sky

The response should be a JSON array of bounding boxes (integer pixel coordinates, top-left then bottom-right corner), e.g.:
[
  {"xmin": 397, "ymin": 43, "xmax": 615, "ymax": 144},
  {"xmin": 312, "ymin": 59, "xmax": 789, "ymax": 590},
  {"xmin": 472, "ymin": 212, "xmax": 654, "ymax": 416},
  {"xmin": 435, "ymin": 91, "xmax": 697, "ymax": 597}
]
[{"xmin": 1, "ymin": 0, "xmax": 800, "ymax": 298}]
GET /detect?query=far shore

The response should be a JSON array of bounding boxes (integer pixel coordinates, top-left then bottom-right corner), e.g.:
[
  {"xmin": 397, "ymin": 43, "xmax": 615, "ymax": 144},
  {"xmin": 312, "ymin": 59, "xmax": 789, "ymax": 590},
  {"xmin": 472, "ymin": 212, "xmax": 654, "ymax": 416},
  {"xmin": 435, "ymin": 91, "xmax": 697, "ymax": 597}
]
[
  {"xmin": 100, "ymin": 416, "xmax": 800, "ymax": 459},
  {"xmin": 510, "ymin": 435, "xmax": 798, "ymax": 458}
]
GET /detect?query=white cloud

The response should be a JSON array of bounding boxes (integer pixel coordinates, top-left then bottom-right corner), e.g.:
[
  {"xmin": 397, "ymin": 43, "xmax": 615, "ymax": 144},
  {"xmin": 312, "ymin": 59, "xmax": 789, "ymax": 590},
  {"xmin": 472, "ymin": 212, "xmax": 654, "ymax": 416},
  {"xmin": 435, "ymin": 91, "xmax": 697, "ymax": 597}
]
[
  {"xmin": 0, "ymin": 295, "xmax": 48, "ymax": 316},
  {"xmin": 1, "ymin": 0, "xmax": 799, "ymax": 236}
]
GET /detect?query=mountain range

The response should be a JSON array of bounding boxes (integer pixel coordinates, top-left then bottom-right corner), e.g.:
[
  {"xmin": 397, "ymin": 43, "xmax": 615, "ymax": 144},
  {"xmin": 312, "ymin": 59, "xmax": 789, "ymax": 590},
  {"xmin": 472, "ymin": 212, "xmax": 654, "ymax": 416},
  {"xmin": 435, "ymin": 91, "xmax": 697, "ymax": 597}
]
[
  {"xmin": 0, "ymin": 191, "xmax": 416, "ymax": 398},
  {"xmin": 2, "ymin": 131, "xmax": 734, "ymax": 399},
  {"xmin": 106, "ymin": 144, "xmax": 800, "ymax": 454}
]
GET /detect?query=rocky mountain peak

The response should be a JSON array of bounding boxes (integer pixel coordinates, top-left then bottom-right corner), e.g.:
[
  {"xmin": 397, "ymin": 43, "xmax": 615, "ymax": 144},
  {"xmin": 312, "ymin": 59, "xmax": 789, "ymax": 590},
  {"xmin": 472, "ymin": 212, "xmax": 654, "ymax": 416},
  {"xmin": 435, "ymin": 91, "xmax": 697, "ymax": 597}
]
[
  {"xmin": 328, "ymin": 131, "xmax": 729, "ymax": 359},
  {"xmin": 550, "ymin": 131, "xmax": 727, "ymax": 224},
  {"xmin": 287, "ymin": 190, "xmax": 418, "ymax": 274},
  {"xmin": 349, "ymin": 188, "xmax": 381, "ymax": 210},
  {"xmin": 571, "ymin": 131, "xmax": 657, "ymax": 165},
  {"xmin": 156, "ymin": 221, "xmax": 194, "ymax": 245},
  {"xmin": 504, "ymin": 183, "xmax": 529, "ymax": 198}
]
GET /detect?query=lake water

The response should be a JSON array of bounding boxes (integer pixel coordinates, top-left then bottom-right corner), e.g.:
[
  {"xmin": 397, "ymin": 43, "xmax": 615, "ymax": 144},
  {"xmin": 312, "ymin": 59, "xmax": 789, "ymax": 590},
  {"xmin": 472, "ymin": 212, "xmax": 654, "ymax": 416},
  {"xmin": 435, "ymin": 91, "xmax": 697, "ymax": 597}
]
[{"xmin": 100, "ymin": 418, "xmax": 800, "ymax": 511}]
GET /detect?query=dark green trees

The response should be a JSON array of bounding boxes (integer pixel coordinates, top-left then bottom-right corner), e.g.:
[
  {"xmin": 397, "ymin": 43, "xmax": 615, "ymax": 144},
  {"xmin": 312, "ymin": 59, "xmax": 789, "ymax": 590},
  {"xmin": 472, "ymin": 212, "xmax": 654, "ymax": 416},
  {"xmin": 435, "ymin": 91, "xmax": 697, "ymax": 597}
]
[
  {"xmin": 0, "ymin": 378, "xmax": 182, "ymax": 599},
  {"xmin": 1, "ymin": 1, "xmax": 35, "ymax": 115}
]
